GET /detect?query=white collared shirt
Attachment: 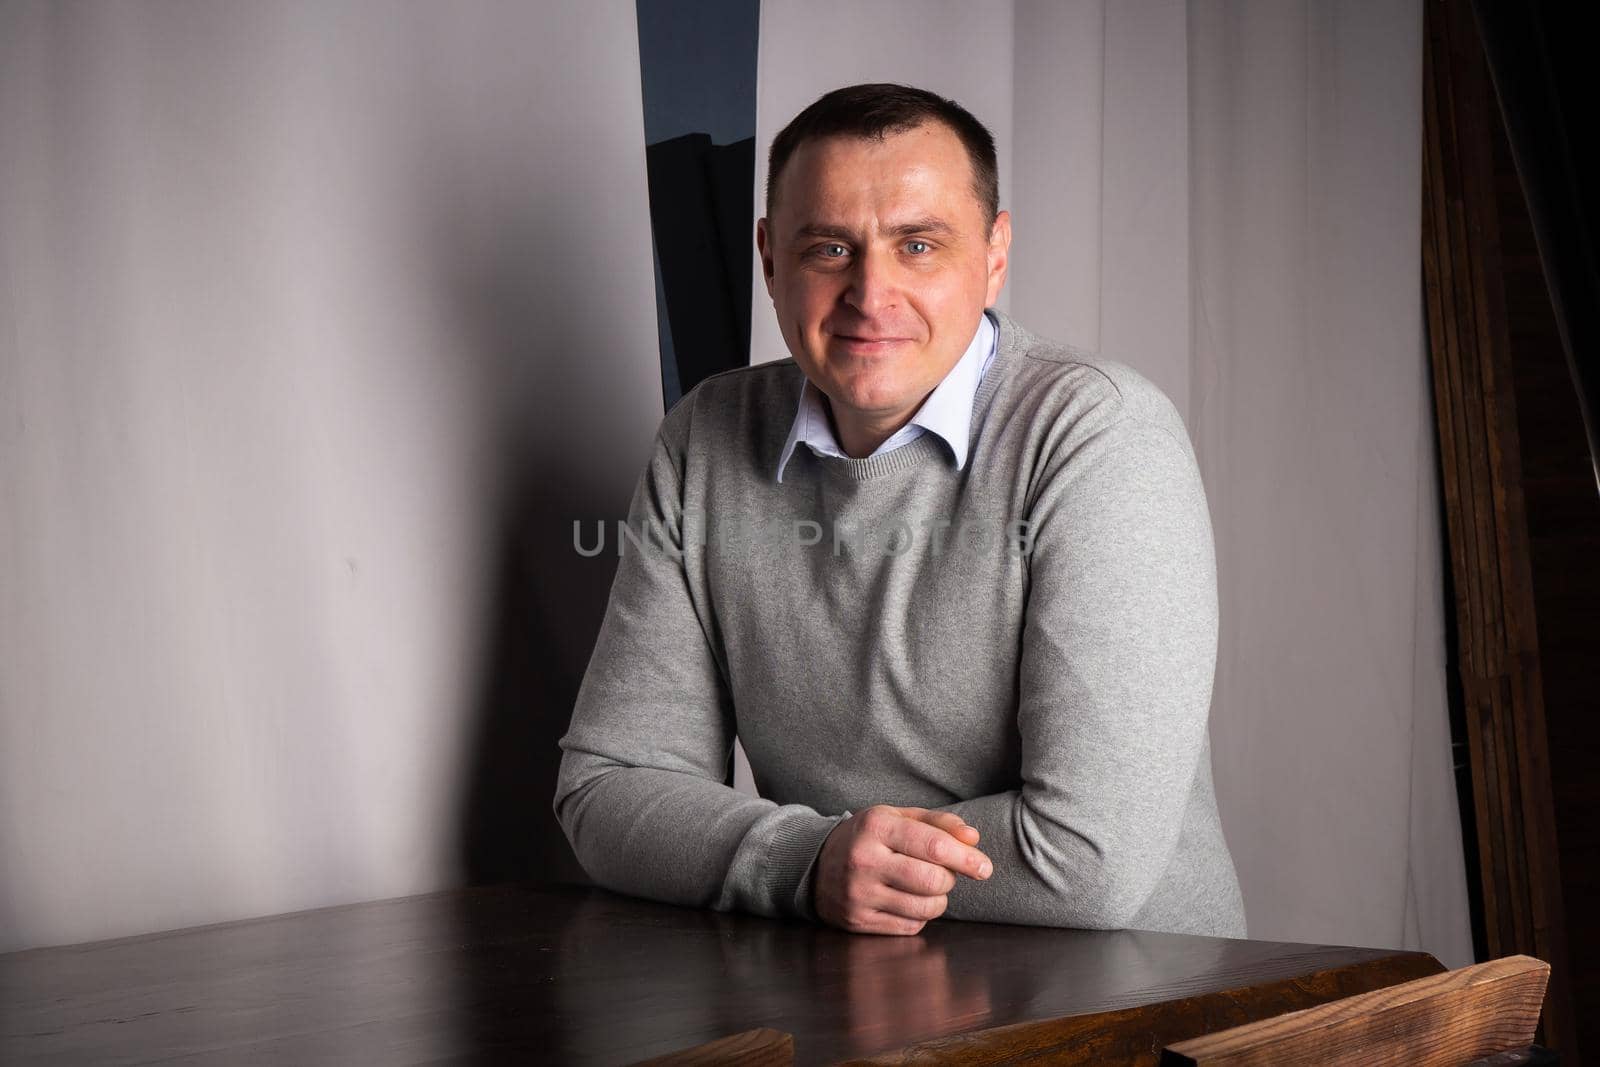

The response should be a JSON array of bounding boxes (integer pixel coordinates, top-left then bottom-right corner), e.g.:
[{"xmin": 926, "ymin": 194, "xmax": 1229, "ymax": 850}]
[{"xmin": 774, "ymin": 311, "xmax": 998, "ymax": 483}]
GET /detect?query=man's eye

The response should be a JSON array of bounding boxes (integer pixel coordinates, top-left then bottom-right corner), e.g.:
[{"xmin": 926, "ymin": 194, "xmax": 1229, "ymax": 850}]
[
  {"xmin": 820, "ymin": 243, "xmax": 849, "ymax": 258},
  {"xmin": 905, "ymin": 240, "xmax": 931, "ymax": 255}
]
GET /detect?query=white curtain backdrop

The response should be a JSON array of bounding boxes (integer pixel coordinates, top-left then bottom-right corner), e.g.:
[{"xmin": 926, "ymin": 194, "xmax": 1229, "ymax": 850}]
[
  {"xmin": 751, "ymin": 0, "xmax": 1472, "ymax": 967},
  {"xmin": 0, "ymin": 0, "xmax": 1471, "ymax": 969},
  {"xmin": 0, "ymin": 0, "xmax": 661, "ymax": 951}
]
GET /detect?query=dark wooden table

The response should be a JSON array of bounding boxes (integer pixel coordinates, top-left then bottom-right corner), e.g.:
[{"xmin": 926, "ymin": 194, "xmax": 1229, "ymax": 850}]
[{"xmin": 0, "ymin": 883, "xmax": 1442, "ymax": 1065}]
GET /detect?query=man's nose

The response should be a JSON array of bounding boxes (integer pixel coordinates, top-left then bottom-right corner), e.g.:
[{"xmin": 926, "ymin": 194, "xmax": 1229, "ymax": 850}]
[{"xmin": 843, "ymin": 246, "xmax": 899, "ymax": 316}]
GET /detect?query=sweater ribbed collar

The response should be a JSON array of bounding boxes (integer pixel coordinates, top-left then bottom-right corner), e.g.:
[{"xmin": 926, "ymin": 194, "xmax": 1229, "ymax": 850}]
[{"xmin": 774, "ymin": 308, "xmax": 1020, "ymax": 484}]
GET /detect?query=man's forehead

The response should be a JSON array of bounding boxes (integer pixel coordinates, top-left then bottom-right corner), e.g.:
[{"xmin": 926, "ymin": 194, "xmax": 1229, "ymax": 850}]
[
  {"xmin": 787, "ymin": 122, "xmax": 959, "ymax": 174},
  {"xmin": 775, "ymin": 125, "xmax": 977, "ymax": 222}
]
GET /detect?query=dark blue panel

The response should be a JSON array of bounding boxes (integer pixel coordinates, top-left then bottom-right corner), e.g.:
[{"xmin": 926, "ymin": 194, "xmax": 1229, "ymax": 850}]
[
  {"xmin": 637, "ymin": 0, "xmax": 759, "ymax": 148},
  {"xmin": 636, "ymin": 0, "xmax": 761, "ymax": 409}
]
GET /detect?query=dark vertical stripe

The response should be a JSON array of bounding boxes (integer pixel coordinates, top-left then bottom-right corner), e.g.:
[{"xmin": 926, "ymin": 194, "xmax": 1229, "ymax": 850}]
[{"xmin": 635, "ymin": 0, "xmax": 762, "ymax": 409}]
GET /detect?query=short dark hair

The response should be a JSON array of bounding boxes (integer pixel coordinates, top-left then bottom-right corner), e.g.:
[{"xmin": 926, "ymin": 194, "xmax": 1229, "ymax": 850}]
[{"xmin": 765, "ymin": 83, "xmax": 999, "ymax": 230}]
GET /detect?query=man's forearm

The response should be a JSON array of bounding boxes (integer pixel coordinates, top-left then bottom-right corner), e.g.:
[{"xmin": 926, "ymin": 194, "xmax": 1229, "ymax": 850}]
[
  {"xmin": 555, "ymin": 745, "xmax": 843, "ymax": 919},
  {"xmin": 932, "ymin": 789, "xmax": 1183, "ymax": 929}
]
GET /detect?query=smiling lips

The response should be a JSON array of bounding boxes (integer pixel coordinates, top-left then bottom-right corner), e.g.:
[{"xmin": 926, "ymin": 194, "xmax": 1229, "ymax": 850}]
[{"xmin": 831, "ymin": 333, "xmax": 914, "ymax": 354}]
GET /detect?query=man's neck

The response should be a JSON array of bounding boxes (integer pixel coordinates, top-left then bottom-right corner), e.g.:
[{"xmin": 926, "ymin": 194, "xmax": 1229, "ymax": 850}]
[{"xmin": 825, "ymin": 399, "xmax": 921, "ymax": 459}]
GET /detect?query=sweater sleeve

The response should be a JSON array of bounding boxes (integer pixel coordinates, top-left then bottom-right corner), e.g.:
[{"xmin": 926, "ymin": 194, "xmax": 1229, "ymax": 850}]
[
  {"xmin": 553, "ymin": 412, "xmax": 845, "ymax": 920},
  {"xmin": 938, "ymin": 412, "xmax": 1221, "ymax": 929}
]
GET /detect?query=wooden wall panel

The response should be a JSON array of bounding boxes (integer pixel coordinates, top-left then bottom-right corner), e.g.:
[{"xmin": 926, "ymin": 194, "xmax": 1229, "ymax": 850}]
[
  {"xmin": 1420, "ymin": 1, "xmax": 1578, "ymax": 1059},
  {"xmin": 1491, "ymin": 80, "xmax": 1600, "ymax": 1064}
]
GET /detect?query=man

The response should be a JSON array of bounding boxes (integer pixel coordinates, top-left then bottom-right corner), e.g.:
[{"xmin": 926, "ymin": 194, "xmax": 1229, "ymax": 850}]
[{"xmin": 555, "ymin": 84, "xmax": 1246, "ymax": 938}]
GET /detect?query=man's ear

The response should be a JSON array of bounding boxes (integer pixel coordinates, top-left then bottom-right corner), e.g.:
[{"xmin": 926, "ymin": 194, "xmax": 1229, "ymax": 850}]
[
  {"xmin": 755, "ymin": 217, "xmax": 777, "ymax": 299},
  {"xmin": 985, "ymin": 209, "xmax": 1012, "ymax": 307}
]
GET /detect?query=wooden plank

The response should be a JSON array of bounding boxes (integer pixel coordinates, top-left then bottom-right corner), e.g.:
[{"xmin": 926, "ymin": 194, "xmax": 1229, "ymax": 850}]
[
  {"xmin": 837, "ymin": 953, "xmax": 1443, "ymax": 1067},
  {"xmin": 1158, "ymin": 955, "xmax": 1548, "ymax": 1067}
]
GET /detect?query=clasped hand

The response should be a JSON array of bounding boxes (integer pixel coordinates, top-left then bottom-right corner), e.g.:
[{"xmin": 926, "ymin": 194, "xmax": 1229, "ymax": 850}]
[{"xmin": 812, "ymin": 806, "xmax": 993, "ymax": 935}]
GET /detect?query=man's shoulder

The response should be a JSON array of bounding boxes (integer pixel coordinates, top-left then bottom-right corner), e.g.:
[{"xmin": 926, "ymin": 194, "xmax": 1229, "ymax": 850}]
[
  {"xmin": 656, "ymin": 358, "xmax": 804, "ymax": 458},
  {"xmin": 992, "ymin": 312, "xmax": 1190, "ymax": 447},
  {"xmin": 678, "ymin": 356, "xmax": 804, "ymax": 402}
]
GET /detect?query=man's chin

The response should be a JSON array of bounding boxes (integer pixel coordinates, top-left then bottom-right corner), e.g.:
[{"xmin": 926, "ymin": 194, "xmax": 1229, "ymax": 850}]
[{"xmin": 829, "ymin": 387, "xmax": 920, "ymax": 426}]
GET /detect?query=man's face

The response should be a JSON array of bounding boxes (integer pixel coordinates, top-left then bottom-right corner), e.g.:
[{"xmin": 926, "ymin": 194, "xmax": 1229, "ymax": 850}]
[{"xmin": 757, "ymin": 122, "xmax": 1011, "ymax": 453}]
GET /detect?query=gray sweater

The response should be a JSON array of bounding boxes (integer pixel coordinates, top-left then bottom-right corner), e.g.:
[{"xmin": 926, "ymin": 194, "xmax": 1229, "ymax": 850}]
[{"xmin": 555, "ymin": 310, "xmax": 1247, "ymax": 937}]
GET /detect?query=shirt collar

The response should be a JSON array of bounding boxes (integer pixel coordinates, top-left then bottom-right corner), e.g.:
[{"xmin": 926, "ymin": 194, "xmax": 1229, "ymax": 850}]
[{"xmin": 774, "ymin": 311, "xmax": 997, "ymax": 483}]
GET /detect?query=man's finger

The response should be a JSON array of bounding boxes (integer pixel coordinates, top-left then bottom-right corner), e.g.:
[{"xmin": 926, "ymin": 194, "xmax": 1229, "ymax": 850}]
[
  {"xmin": 915, "ymin": 810, "xmax": 980, "ymax": 845},
  {"xmin": 880, "ymin": 853, "xmax": 959, "ymax": 897},
  {"xmin": 861, "ymin": 911, "xmax": 927, "ymax": 937},
  {"xmin": 884, "ymin": 818, "xmax": 992, "ymax": 880},
  {"xmin": 867, "ymin": 885, "xmax": 950, "ymax": 924}
]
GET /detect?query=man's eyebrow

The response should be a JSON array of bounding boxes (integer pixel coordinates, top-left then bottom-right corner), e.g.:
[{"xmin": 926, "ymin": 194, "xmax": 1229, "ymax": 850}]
[
  {"xmin": 792, "ymin": 224, "xmax": 855, "ymax": 241},
  {"xmin": 791, "ymin": 217, "xmax": 959, "ymax": 242},
  {"xmin": 884, "ymin": 217, "xmax": 958, "ymax": 238}
]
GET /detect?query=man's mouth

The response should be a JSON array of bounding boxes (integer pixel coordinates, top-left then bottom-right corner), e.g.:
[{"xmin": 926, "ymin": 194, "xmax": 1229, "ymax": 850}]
[{"xmin": 831, "ymin": 334, "xmax": 912, "ymax": 353}]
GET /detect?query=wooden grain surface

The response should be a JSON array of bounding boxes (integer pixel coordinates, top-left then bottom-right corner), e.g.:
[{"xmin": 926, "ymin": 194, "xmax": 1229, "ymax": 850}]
[
  {"xmin": 0, "ymin": 883, "xmax": 1440, "ymax": 1065},
  {"xmin": 1159, "ymin": 955, "xmax": 1548, "ymax": 1066},
  {"xmin": 1420, "ymin": 1, "xmax": 1577, "ymax": 1058},
  {"xmin": 1486, "ymin": 10, "xmax": 1600, "ymax": 1061},
  {"xmin": 839, "ymin": 955, "xmax": 1443, "ymax": 1066},
  {"xmin": 634, "ymin": 1026, "xmax": 795, "ymax": 1066}
]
